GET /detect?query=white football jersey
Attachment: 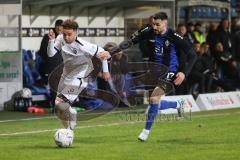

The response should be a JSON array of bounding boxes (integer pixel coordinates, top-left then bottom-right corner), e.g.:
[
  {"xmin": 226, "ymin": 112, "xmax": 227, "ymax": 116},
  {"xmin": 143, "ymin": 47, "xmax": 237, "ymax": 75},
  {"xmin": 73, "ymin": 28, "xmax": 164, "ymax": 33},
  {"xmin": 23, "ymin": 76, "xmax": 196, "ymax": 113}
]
[
  {"xmin": 48, "ymin": 35, "xmax": 109, "ymax": 102},
  {"xmin": 47, "ymin": 35, "xmax": 107, "ymax": 78},
  {"xmin": 51, "ymin": 34, "xmax": 103, "ymax": 58}
]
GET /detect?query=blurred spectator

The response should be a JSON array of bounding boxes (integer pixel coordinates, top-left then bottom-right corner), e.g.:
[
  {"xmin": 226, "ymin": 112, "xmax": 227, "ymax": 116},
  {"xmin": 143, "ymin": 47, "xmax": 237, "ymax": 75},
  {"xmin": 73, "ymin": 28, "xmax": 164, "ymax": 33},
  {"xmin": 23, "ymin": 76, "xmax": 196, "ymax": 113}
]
[
  {"xmin": 105, "ymin": 42, "xmax": 130, "ymax": 107},
  {"xmin": 38, "ymin": 19, "xmax": 63, "ymax": 107},
  {"xmin": 214, "ymin": 42, "xmax": 239, "ymax": 80},
  {"xmin": 186, "ymin": 22, "xmax": 197, "ymax": 44},
  {"xmin": 193, "ymin": 41, "xmax": 201, "ymax": 53},
  {"xmin": 193, "ymin": 22, "xmax": 205, "ymax": 44},
  {"xmin": 39, "ymin": 19, "xmax": 63, "ymax": 76},
  {"xmin": 176, "ymin": 23, "xmax": 187, "ymax": 37},
  {"xmin": 232, "ymin": 18, "xmax": 240, "ymax": 62},
  {"xmin": 231, "ymin": 17, "xmax": 240, "ymax": 34},
  {"xmin": 189, "ymin": 42, "xmax": 235, "ymax": 93},
  {"xmin": 189, "ymin": 42, "xmax": 211, "ymax": 93},
  {"xmin": 206, "ymin": 22, "xmax": 218, "ymax": 53},
  {"xmin": 214, "ymin": 19, "xmax": 232, "ymax": 57}
]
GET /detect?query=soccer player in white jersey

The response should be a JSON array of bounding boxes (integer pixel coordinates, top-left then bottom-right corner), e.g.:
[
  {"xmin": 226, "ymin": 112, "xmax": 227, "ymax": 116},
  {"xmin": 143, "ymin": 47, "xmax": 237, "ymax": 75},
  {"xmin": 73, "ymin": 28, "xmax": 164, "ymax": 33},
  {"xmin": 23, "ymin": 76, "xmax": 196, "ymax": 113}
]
[{"xmin": 47, "ymin": 19, "xmax": 111, "ymax": 129}]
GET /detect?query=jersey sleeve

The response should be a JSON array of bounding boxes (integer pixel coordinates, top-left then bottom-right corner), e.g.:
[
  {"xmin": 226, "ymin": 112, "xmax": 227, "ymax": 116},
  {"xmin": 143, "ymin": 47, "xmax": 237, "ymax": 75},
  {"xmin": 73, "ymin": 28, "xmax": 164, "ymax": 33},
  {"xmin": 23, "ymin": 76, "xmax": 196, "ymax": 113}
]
[
  {"xmin": 78, "ymin": 38, "xmax": 109, "ymax": 72},
  {"xmin": 78, "ymin": 38, "xmax": 104, "ymax": 56},
  {"xmin": 47, "ymin": 35, "xmax": 62, "ymax": 57},
  {"xmin": 173, "ymin": 33, "xmax": 192, "ymax": 54},
  {"xmin": 130, "ymin": 24, "xmax": 154, "ymax": 44},
  {"xmin": 173, "ymin": 33, "xmax": 197, "ymax": 76}
]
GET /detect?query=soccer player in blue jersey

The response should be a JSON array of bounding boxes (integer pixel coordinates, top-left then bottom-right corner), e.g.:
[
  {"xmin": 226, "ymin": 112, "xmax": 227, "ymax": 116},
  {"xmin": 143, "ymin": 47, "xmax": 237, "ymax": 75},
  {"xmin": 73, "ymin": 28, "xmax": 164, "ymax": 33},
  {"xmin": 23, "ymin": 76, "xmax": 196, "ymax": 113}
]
[{"xmin": 126, "ymin": 12, "xmax": 197, "ymax": 141}]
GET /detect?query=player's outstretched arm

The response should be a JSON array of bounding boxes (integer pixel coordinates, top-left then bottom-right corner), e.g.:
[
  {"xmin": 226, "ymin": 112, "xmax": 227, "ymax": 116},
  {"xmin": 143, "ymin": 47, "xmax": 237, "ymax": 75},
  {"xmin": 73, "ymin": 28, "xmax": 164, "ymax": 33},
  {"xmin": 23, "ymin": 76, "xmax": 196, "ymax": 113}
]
[
  {"xmin": 173, "ymin": 34, "xmax": 197, "ymax": 76},
  {"xmin": 109, "ymin": 25, "xmax": 153, "ymax": 56},
  {"xmin": 97, "ymin": 51, "xmax": 110, "ymax": 81},
  {"xmin": 48, "ymin": 29, "xmax": 55, "ymax": 40},
  {"xmin": 47, "ymin": 29, "xmax": 61, "ymax": 57}
]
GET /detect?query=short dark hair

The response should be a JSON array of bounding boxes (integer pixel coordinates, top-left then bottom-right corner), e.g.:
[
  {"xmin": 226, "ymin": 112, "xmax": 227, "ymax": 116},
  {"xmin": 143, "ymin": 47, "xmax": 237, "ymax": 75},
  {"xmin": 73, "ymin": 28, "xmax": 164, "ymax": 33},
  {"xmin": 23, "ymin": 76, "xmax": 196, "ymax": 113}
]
[
  {"xmin": 55, "ymin": 19, "xmax": 63, "ymax": 27},
  {"xmin": 104, "ymin": 42, "xmax": 118, "ymax": 54},
  {"xmin": 195, "ymin": 22, "xmax": 202, "ymax": 27},
  {"xmin": 177, "ymin": 23, "xmax": 185, "ymax": 28},
  {"xmin": 62, "ymin": 19, "xmax": 79, "ymax": 30},
  {"xmin": 187, "ymin": 22, "xmax": 194, "ymax": 26},
  {"xmin": 153, "ymin": 12, "xmax": 168, "ymax": 20}
]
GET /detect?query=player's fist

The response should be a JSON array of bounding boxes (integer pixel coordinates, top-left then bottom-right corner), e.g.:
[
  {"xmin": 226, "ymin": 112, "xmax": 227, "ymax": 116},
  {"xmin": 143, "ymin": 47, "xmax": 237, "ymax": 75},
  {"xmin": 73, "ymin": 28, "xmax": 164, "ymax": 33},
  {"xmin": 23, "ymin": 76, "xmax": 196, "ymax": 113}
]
[
  {"xmin": 48, "ymin": 29, "xmax": 56, "ymax": 40},
  {"xmin": 97, "ymin": 51, "xmax": 111, "ymax": 60},
  {"xmin": 102, "ymin": 72, "xmax": 110, "ymax": 81},
  {"xmin": 174, "ymin": 72, "xmax": 185, "ymax": 86}
]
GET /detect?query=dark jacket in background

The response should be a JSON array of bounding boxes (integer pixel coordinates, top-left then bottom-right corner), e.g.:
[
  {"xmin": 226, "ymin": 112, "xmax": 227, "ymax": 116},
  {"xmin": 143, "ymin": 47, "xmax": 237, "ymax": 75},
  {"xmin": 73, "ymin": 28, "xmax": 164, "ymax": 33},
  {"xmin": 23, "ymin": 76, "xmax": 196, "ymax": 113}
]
[
  {"xmin": 232, "ymin": 28, "xmax": 240, "ymax": 61},
  {"xmin": 215, "ymin": 26, "xmax": 232, "ymax": 54},
  {"xmin": 38, "ymin": 33, "xmax": 63, "ymax": 76},
  {"xmin": 110, "ymin": 54, "xmax": 128, "ymax": 75}
]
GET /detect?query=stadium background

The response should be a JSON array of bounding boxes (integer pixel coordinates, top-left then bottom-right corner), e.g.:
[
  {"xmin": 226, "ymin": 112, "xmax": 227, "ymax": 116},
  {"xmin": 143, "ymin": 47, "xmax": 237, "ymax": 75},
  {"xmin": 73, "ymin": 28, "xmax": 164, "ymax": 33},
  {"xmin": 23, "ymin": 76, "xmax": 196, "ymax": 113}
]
[{"xmin": 1, "ymin": 0, "xmax": 239, "ymax": 110}]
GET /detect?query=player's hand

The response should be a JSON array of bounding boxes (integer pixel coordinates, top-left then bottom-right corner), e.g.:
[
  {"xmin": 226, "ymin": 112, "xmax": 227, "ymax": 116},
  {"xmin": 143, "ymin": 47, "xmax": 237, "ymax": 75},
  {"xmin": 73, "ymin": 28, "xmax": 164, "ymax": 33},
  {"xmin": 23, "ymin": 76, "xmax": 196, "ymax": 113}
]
[
  {"xmin": 102, "ymin": 72, "xmax": 110, "ymax": 81},
  {"xmin": 97, "ymin": 51, "xmax": 111, "ymax": 60},
  {"xmin": 174, "ymin": 72, "xmax": 185, "ymax": 86},
  {"xmin": 48, "ymin": 29, "xmax": 56, "ymax": 40}
]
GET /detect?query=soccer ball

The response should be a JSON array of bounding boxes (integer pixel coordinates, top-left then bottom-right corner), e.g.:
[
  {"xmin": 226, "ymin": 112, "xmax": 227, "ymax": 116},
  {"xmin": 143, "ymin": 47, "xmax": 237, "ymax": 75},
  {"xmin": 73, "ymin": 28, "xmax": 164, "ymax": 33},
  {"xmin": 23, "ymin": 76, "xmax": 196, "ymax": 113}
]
[
  {"xmin": 54, "ymin": 129, "xmax": 74, "ymax": 147},
  {"xmin": 21, "ymin": 88, "xmax": 32, "ymax": 98}
]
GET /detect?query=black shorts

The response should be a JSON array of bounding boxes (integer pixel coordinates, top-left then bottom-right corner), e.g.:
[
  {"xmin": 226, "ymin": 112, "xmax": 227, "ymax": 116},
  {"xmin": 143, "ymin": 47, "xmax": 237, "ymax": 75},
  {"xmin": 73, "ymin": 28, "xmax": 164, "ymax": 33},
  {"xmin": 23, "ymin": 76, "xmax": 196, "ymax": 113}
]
[{"xmin": 156, "ymin": 72, "xmax": 176, "ymax": 95}]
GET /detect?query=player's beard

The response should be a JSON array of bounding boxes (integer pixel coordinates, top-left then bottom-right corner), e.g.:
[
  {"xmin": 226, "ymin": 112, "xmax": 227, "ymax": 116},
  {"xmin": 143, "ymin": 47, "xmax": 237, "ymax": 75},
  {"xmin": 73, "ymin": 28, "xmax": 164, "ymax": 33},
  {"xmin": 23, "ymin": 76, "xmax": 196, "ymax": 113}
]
[
  {"xmin": 65, "ymin": 39, "xmax": 74, "ymax": 44},
  {"xmin": 153, "ymin": 29, "xmax": 159, "ymax": 34}
]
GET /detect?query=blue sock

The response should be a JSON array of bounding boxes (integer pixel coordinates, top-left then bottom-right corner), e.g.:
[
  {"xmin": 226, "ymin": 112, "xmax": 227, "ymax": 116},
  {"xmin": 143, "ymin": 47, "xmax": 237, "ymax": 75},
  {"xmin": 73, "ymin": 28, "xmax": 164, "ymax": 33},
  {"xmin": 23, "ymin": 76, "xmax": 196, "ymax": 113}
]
[
  {"xmin": 145, "ymin": 103, "xmax": 158, "ymax": 130},
  {"xmin": 159, "ymin": 100, "xmax": 177, "ymax": 110}
]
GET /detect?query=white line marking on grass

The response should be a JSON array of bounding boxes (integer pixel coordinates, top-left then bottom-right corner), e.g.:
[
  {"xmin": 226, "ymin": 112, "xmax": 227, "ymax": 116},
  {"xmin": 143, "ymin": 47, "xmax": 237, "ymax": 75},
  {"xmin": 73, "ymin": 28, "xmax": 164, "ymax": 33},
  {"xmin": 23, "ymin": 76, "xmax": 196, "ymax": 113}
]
[
  {"xmin": 0, "ymin": 116, "xmax": 56, "ymax": 123},
  {"xmin": 0, "ymin": 129, "xmax": 57, "ymax": 136},
  {"xmin": 1, "ymin": 109, "xmax": 240, "ymax": 136},
  {"xmin": 0, "ymin": 109, "xmax": 146, "ymax": 123},
  {"xmin": 1, "ymin": 108, "xmax": 240, "ymax": 123},
  {"xmin": 194, "ymin": 111, "xmax": 240, "ymax": 118},
  {"xmin": 0, "ymin": 121, "xmax": 138, "ymax": 136}
]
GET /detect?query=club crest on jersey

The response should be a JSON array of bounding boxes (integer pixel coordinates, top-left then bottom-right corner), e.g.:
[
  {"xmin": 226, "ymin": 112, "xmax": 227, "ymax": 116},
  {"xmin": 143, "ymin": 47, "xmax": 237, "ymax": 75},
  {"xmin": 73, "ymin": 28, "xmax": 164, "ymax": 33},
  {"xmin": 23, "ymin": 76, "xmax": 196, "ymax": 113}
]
[
  {"xmin": 165, "ymin": 40, "xmax": 170, "ymax": 46},
  {"xmin": 73, "ymin": 49, "xmax": 77, "ymax": 54}
]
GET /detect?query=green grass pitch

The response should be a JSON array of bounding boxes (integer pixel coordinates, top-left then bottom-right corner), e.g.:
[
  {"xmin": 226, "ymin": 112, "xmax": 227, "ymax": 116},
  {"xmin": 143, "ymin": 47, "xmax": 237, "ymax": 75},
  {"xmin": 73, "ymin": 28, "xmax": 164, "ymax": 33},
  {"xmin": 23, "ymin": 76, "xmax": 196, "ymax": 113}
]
[{"xmin": 0, "ymin": 107, "xmax": 240, "ymax": 160}]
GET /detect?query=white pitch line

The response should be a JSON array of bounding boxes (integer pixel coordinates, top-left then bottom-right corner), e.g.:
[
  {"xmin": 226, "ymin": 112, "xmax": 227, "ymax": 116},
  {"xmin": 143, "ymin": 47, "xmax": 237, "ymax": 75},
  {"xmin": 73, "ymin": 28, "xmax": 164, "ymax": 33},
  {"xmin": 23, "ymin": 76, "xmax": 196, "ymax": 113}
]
[
  {"xmin": 0, "ymin": 109, "xmax": 146, "ymax": 123},
  {"xmin": 0, "ymin": 110, "xmax": 240, "ymax": 136},
  {"xmin": 0, "ymin": 129, "xmax": 57, "ymax": 136},
  {"xmin": 0, "ymin": 121, "xmax": 138, "ymax": 136},
  {"xmin": 0, "ymin": 108, "xmax": 238, "ymax": 124},
  {"xmin": 0, "ymin": 109, "xmax": 239, "ymax": 124},
  {"xmin": 0, "ymin": 116, "xmax": 56, "ymax": 123}
]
